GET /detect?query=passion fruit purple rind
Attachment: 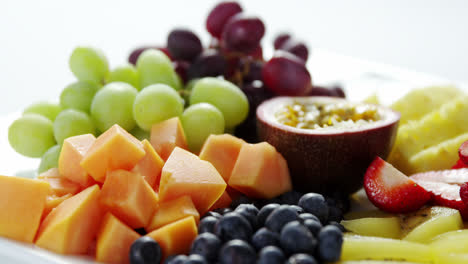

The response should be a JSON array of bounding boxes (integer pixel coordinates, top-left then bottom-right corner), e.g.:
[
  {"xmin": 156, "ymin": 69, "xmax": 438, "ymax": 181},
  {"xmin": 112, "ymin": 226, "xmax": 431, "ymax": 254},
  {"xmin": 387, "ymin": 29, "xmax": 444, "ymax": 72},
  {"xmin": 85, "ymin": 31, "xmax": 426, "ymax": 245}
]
[{"xmin": 256, "ymin": 96, "xmax": 400, "ymax": 195}]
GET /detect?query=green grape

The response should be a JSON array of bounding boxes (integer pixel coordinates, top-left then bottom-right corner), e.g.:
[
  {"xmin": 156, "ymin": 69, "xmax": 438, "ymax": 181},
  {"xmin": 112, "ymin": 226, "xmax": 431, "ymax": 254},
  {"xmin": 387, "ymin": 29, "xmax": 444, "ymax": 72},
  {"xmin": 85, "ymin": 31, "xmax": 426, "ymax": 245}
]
[
  {"xmin": 23, "ymin": 101, "xmax": 62, "ymax": 121},
  {"xmin": 136, "ymin": 49, "xmax": 181, "ymax": 90},
  {"xmin": 133, "ymin": 84, "xmax": 184, "ymax": 131},
  {"xmin": 60, "ymin": 81, "xmax": 100, "ymax": 113},
  {"xmin": 91, "ymin": 82, "xmax": 138, "ymax": 132},
  {"xmin": 180, "ymin": 103, "xmax": 225, "ymax": 153},
  {"xmin": 53, "ymin": 109, "xmax": 96, "ymax": 144},
  {"xmin": 189, "ymin": 77, "xmax": 249, "ymax": 128},
  {"xmin": 106, "ymin": 64, "xmax": 140, "ymax": 90},
  {"xmin": 180, "ymin": 78, "xmax": 199, "ymax": 107},
  {"xmin": 38, "ymin": 145, "xmax": 61, "ymax": 173},
  {"xmin": 69, "ymin": 46, "xmax": 109, "ymax": 84},
  {"xmin": 8, "ymin": 114, "xmax": 56, "ymax": 158},
  {"xmin": 130, "ymin": 126, "xmax": 150, "ymax": 141}
]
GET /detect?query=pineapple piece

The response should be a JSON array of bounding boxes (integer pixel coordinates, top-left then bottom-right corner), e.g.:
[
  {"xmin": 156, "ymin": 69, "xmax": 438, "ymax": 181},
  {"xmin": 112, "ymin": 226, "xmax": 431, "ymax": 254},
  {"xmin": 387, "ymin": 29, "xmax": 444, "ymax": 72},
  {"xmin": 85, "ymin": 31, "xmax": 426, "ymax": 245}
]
[
  {"xmin": 389, "ymin": 95, "xmax": 468, "ymax": 173},
  {"xmin": 430, "ymin": 229, "xmax": 468, "ymax": 254},
  {"xmin": 433, "ymin": 253, "xmax": 468, "ymax": 264},
  {"xmin": 401, "ymin": 206, "xmax": 463, "ymax": 243},
  {"xmin": 344, "ymin": 209, "xmax": 393, "ymax": 220},
  {"xmin": 390, "ymin": 85, "xmax": 462, "ymax": 125},
  {"xmin": 363, "ymin": 93, "xmax": 380, "ymax": 105},
  {"xmin": 409, "ymin": 132, "xmax": 468, "ymax": 173},
  {"xmin": 341, "ymin": 217, "xmax": 401, "ymax": 239},
  {"xmin": 337, "ymin": 261, "xmax": 424, "ymax": 264},
  {"xmin": 341, "ymin": 234, "xmax": 432, "ymax": 263}
]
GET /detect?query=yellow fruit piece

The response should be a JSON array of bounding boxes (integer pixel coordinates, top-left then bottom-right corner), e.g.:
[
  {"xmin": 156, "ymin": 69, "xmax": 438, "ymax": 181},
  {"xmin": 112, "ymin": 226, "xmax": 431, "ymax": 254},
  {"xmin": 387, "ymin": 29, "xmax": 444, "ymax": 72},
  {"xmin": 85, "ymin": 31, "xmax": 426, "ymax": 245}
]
[
  {"xmin": 362, "ymin": 93, "xmax": 380, "ymax": 105},
  {"xmin": 433, "ymin": 253, "xmax": 468, "ymax": 264},
  {"xmin": 401, "ymin": 206, "xmax": 463, "ymax": 243},
  {"xmin": 337, "ymin": 261, "xmax": 424, "ymax": 264},
  {"xmin": 344, "ymin": 209, "xmax": 393, "ymax": 220},
  {"xmin": 408, "ymin": 132, "xmax": 468, "ymax": 173},
  {"xmin": 341, "ymin": 234, "xmax": 432, "ymax": 263},
  {"xmin": 390, "ymin": 85, "xmax": 462, "ymax": 125},
  {"xmin": 341, "ymin": 217, "xmax": 401, "ymax": 239},
  {"xmin": 430, "ymin": 229, "xmax": 468, "ymax": 254}
]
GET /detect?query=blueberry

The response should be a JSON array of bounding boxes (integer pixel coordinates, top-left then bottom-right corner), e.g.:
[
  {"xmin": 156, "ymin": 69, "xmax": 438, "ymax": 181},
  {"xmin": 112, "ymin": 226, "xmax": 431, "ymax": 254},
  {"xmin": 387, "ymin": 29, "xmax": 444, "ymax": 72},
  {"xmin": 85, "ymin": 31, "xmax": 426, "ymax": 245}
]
[
  {"xmin": 129, "ymin": 236, "xmax": 162, "ymax": 264},
  {"xmin": 265, "ymin": 205, "xmax": 299, "ymax": 233},
  {"xmin": 257, "ymin": 246, "xmax": 285, "ymax": 264},
  {"xmin": 280, "ymin": 221, "xmax": 317, "ymax": 255},
  {"xmin": 289, "ymin": 205, "xmax": 304, "ymax": 214},
  {"xmin": 329, "ymin": 221, "xmax": 346, "ymax": 232},
  {"xmin": 203, "ymin": 211, "xmax": 222, "ymax": 219},
  {"xmin": 317, "ymin": 225, "xmax": 343, "ymax": 262},
  {"xmin": 298, "ymin": 213, "xmax": 320, "ymax": 223},
  {"xmin": 235, "ymin": 204, "xmax": 259, "ymax": 230},
  {"xmin": 164, "ymin": 255, "xmax": 188, "ymax": 264},
  {"xmin": 257, "ymin": 203, "xmax": 280, "ymax": 226},
  {"xmin": 298, "ymin": 193, "xmax": 329, "ymax": 224},
  {"xmin": 303, "ymin": 219, "xmax": 322, "ymax": 236},
  {"xmin": 214, "ymin": 212, "xmax": 253, "ymax": 241},
  {"xmin": 198, "ymin": 216, "xmax": 218, "ymax": 234},
  {"xmin": 186, "ymin": 254, "xmax": 208, "ymax": 264},
  {"xmin": 251, "ymin": 227, "xmax": 280, "ymax": 250},
  {"xmin": 286, "ymin": 253, "xmax": 318, "ymax": 264},
  {"xmin": 190, "ymin": 233, "xmax": 222, "ymax": 261},
  {"xmin": 278, "ymin": 190, "xmax": 303, "ymax": 205},
  {"xmin": 230, "ymin": 195, "xmax": 252, "ymax": 209},
  {"xmin": 213, "ymin": 207, "xmax": 232, "ymax": 215},
  {"xmin": 219, "ymin": 239, "xmax": 256, "ymax": 264},
  {"xmin": 326, "ymin": 197, "xmax": 344, "ymax": 222}
]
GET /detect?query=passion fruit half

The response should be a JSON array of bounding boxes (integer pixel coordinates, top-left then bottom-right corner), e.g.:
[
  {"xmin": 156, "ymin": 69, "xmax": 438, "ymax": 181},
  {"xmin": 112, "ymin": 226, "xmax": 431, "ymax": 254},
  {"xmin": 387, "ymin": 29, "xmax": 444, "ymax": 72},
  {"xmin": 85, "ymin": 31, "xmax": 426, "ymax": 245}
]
[{"xmin": 256, "ymin": 96, "xmax": 400, "ymax": 195}]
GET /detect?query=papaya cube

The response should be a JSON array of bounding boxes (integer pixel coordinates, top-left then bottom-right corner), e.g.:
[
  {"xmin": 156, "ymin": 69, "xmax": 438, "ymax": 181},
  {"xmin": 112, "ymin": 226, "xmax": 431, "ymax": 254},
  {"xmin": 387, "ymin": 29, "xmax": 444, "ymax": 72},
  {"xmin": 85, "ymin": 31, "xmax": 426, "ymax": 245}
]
[
  {"xmin": 208, "ymin": 190, "xmax": 233, "ymax": 211},
  {"xmin": 150, "ymin": 117, "xmax": 188, "ymax": 161},
  {"xmin": 38, "ymin": 168, "xmax": 81, "ymax": 196},
  {"xmin": 199, "ymin": 134, "xmax": 245, "ymax": 181},
  {"xmin": 147, "ymin": 195, "xmax": 199, "ymax": 232},
  {"xmin": 229, "ymin": 142, "xmax": 292, "ymax": 199},
  {"xmin": 147, "ymin": 216, "xmax": 197, "ymax": 260},
  {"xmin": 159, "ymin": 147, "xmax": 226, "ymax": 214},
  {"xmin": 132, "ymin": 139, "xmax": 164, "ymax": 189},
  {"xmin": 59, "ymin": 134, "xmax": 96, "ymax": 187},
  {"xmin": 96, "ymin": 213, "xmax": 140, "ymax": 264},
  {"xmin": 81, "ymin": 124, "xmax": 145, "ymax": 183},
  {"xmin": 35, "ymin": 185, "xmax": 103, "ymax": 254},
  {"xmin": 42, "ymin": 194, "xmax": 73, "ymax": 221},
  {"xmin": 100, "ymin": 170, "xmax": 159, "ymax": 229},
  {"xmin": 0, "ymin": 175, "xmax": 50, "ymax": 243}
]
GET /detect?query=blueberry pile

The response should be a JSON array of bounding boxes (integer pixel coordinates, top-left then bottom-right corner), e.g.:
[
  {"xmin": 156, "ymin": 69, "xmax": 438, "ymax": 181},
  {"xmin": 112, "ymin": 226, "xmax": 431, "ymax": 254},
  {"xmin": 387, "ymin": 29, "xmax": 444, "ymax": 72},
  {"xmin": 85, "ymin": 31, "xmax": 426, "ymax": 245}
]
[{"xmin": 152, "ymin": 191, "xmax": 347, "ymax": 264}]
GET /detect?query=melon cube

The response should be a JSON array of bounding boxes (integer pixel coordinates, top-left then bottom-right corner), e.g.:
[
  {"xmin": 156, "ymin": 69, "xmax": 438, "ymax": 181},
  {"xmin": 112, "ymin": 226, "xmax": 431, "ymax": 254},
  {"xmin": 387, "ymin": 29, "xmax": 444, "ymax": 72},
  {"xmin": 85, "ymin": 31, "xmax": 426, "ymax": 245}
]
[
  {"xmin": 100, "ymin": 170, "xmax": 159, "ymax": 229},
  {"xmin": 38, "ymin": 168, "xmax": 81, "ymax": 196},
  {"xmin": 199, "ymin": 134, "xmax": 245, "ymax": 181},
  {"xmin": 159, "ymin": 147, "xmax": 226, "ymax": 214},
  {"xmin": 150, "ymin": 117, "xmax": 188, "ymax": 161},
  {"xmin": 96, "ymin": 213, "xmax": 140, "ymax": 264},
  {"xmin": 42, "ymin": 194, "xmax": 73, "ymax": 220},
  {"xmin": 132, "ymin": 139, "xmax": 164, "ymax": 189},
  {"xmin": 35, "ymin": 185, "xmax": 103, "ymax": 254},
  {"xmin": 147, "ymin": 195, "xmax": 199, "ymax": 232},
  {"xmin": 0, "ymin": 175, "xmax": 50, "ymax": 243},
  {"xmin": 81, "ymin": 124, "xmax": 145, "ymax": 183},
  {"xmin": 229, "ymin": 142, "xmax": 292, "ymax": 199},
  {"xmin": 59, "ymin": 134, "xmax": 96, "ymax": 186},
  {"xmin": 208, "ymin": 190, "xmax": 233, "ymax": 211}
]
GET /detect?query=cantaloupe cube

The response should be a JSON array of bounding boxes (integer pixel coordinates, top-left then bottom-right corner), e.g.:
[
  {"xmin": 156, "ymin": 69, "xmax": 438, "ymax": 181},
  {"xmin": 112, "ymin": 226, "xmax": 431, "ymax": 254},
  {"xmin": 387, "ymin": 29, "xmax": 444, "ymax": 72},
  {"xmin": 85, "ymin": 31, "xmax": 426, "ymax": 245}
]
[
  {"xmin": 0, "ymin": 175, "xmax": 50, "ymax": 243},
  {"xmin": 229, "ymin": 142, "xmax": 292, "ymax": 199},
  {"xmin": 81, "ymin": 124, "xmax": 145, "ymax": 183},
  {"xmin": 150, "ymin": 117, "xmax": 188, "ymax": 161},
  {"xmin": 147, "ymin": 195, "xmax": 199, "ymax": 232},
  {"xmin": 35, "ymin": 185, "xmax": 103, "ymax": 254},
  {"xmin": 38, "ymin": 168, "xmax": 81, "ymax": 197},
  {"xmin": 159, "ymin": 147, "xmax": 226, "ymax": 214},
  {"xmin": 147, "ymin": 216, "xmax": 198, "ymax": 260},
  {"xmin": 96, "ymin": 213, "xmax": 140, "ymax": 264},
  {"xmin": 132, "ymin": 139, "xmax": 164, "ymax": 189},
  {"xmin": 100, "ymin": 170, "xmax": 159, "ymax": 229},
  {"xmin": 59, "ymin": 134, "xmax": 96, "ymax": 187},
  {"xmin": 208, "ymin": 190, "xmax": 233, "ymax": 211},
  {"xmin": 199, "ymin": 134, "xmax": 245, "ymax": 181},
  {"xmin": 42, "ymin": 194, "xmax": 73, "ymax": 220}
]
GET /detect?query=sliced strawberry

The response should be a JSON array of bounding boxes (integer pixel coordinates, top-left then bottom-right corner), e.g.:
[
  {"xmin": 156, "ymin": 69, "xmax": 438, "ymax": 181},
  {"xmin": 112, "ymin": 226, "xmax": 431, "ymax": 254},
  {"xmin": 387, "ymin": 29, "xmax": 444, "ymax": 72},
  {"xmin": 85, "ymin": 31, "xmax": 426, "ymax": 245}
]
[
  {"xmin": 459, "ymin": 140, "xmax": 468, "ymax": 166},
  {"xmin": 410, "ymin": 168, "xmax": 468, "ymax": 219},
  {"xmin": 460, "ymin": 182, "xmax": 468, "ymax": 206},
  {"xmin": 364, "ymin": 156, "xmax": 431, "ymax": 213},
  {"xmin": 452, "ymin": 159, "xmax": 467, "ymax": 169}
]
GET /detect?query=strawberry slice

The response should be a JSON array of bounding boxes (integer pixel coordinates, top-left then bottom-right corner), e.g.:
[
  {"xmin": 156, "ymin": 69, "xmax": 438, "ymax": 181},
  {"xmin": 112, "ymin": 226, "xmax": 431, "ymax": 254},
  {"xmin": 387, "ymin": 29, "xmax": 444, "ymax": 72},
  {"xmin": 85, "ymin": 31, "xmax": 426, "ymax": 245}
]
[
  {"xmin": 410, "ymin": 168, "xmax": 468, "ymax": 219},
  {"xmin": 460, "ymin": 182, "xmax": 468, "ymax": 206},
  {"xmin": 459, "ymin": 140, "xmax": 468, "ymax": 166},
  {"xmin": 364, "ymin": 156, "xmax": 431, "ymax": 213},
  {"xmin": 452, "ymin": 159, "xmax": 467, "ymax": 169}
]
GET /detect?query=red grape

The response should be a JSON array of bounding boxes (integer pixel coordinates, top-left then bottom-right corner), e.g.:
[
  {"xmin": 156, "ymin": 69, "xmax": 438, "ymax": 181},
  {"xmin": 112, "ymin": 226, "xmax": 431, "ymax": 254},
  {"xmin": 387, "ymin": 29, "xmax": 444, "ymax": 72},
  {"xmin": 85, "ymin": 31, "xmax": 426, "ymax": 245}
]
[
  {"xmin": 206, "ymin": 1, "xmax": 243, "ymax": 38},
  {"xmin": 221, "ymin": 13, "xmax": 265, "ymax": 53},
  {"xmin": 262, "ymin": 51, "xmax": 312, "ymax": 96},
  {"xmin": 273, "ymin": 33, "xmax": 291, "ymax": 50},
  {"xmin": 307, "ymin": 84, "xmax": 345, "ymax": 98},
  {"xmin": 173, "ymin": 60, "xmax": 190, "ymax": 84},
  {"xmin": 247, "ymin": 45, "xmax": 263, "ymax": 60},
  {"xmin": 167, "ymin": 29, "xmax": 202, "ymax": 62},
  {"xmin": 128, "ymin": 46, "xmax": 171, "ymax": 65},
  {"xmin": 240, "ymin": 59, "xmax": 264, "ymax": 83},
  {"xmin": 187, "ymin": 49, "xmax": 226, "ymax": 79},
  {"xmin": 281, "ymin": 38, "xmax": 309, "ymax": 62}
]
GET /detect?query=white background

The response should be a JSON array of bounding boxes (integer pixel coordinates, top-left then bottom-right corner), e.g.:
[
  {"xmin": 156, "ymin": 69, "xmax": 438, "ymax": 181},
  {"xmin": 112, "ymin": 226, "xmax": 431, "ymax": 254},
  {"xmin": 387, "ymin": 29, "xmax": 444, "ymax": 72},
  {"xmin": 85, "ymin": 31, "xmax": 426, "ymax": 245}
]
[{"xmin": 1, "ymin": 0, "xmax": 467, "ymax": 115}]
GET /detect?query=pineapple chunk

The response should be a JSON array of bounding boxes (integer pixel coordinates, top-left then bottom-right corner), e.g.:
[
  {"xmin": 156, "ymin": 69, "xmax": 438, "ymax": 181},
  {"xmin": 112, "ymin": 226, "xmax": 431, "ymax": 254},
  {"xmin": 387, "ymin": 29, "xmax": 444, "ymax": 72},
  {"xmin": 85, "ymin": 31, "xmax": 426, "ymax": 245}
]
[
  {"xmin": 341, "ymin": 234, "xmax": 432, "ymax": 263},
  {"xmin": 430, "ymin": 229, "xmax": 468, "ymax": 254},
  {"xmin": 341, "ymin": 217, "xmax": 401, "ymax": 239},
  {"xmin": 433, "ymin": 253, "xmax": 468, "ymax": 264},
  {"xmin": 401, "ymin": 206, "xmax": 463, "ymax": 243},
  {"xmin": 344, "ymin": 209, "xmax": 393, "ymax": 220},
  {"xmin": 363, "ymin": 93, "xmax": 380, "ymax": 105},
  {"xmin": 337, "ymin": 261, "xmax": 424, "ymax": 264},
  {"xmin": 390, "ymin": 85, "xmax": 462, "ymax": 125},
  {"xmin": 409, "ymin": 132, "xmax": 468, "ymax": 173}
]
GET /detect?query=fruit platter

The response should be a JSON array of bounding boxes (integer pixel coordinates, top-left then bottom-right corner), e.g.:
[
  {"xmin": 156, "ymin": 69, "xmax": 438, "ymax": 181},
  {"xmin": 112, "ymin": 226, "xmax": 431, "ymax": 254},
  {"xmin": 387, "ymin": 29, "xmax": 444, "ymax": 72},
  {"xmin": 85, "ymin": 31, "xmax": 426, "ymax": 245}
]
[{"xmin": 2, "ymin": 2, "xmax": 468, "ymax": 264}]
